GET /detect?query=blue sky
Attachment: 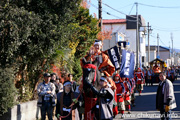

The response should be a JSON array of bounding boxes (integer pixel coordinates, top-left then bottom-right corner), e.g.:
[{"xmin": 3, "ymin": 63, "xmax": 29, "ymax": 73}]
[{"xmin": 89, "ymin": 0, "xmax": 180, "ymax": 50}]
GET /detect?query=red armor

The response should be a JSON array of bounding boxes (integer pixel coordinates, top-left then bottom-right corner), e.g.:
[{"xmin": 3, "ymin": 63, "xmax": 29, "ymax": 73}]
[{"xmin": 134, "ymin": 68, "xmax": 145, "ymax": 84}]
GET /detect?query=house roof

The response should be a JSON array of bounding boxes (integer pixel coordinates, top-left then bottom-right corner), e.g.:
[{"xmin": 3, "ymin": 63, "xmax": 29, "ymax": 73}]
[
  {"xmin": 103, "ymin": 19, "xmax": 126, "ymax": 24},
  {"xmin": 149, "ymin": 58, "xmax": 165, "ymax": 64},
  {"xmin": 146, "ymin": 45, "xmax": 170, "ymax": 51}
]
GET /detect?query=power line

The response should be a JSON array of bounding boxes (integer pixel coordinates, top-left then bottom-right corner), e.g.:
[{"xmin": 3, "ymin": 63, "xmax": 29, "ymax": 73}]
[
  {"xmin": 153, "ymin": 25, "xmax": 180, "ymax": 30},
  {"xmin": 129, "ymin": 4, "xmax": 135, "ymax": 15},
  {"xmin": 150, "ymin": 35, "xmax": 169, "ymax": 48},
  {"xmin": 118, "ymin": 4, "xmax": 133, "ymax": 10},
  {"xmin": 89, "ymin": 2, "xmax": 139, "ymax": 22},
  {"xmin": 139, "ymin": 3, "xmax": 180, "ymax": 9},
  {"xmin": 153, "ymin": 28, "xmax": 180, "ymax": 32},
  {"xmin": 93, "ymin": 0, "xmax": 138, "ymax": 19}
]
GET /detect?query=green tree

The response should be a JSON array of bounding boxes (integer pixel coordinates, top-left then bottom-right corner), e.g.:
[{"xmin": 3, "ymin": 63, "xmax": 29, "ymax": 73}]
[
  {"xmin": 0, "ymin": 0, "xmax": 81, "ymax": 115},
  {"xmin": 0, "ymin": 67, "xmax": 17, "ymax": 115}
]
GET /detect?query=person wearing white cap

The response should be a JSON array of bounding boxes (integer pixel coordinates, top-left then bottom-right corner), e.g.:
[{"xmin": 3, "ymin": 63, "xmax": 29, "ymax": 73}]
[
  {"xmin": 80, "ymin": 39, "xmax": 115, "ymax": 77},
  {"xmin": 56, "ymin": 81, "xmax": 81, "ymax": 120},
  {"xmin": 86, "ymin": 76, "xmax": 114, "ymax": 120}
]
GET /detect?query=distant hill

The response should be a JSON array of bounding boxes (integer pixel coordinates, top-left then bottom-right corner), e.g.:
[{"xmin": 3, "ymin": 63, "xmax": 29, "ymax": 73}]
[{"xmin": 174, "ymin": 49, "xmax": 180, "ymax": 53}]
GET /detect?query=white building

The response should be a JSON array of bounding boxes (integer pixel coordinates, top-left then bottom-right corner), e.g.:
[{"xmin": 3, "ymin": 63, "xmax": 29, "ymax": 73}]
[
  {"xmin": 145, "ymin": 45, "xmax": 176, "ymax": 67},
  {"xmin": 102, "ymin": 15, "xmax": 147, "ymax": 66}
]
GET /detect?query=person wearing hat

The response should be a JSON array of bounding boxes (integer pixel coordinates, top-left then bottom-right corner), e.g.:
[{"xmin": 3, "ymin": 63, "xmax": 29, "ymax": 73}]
[
  {"xmin": 56, "ymin": 81, "xmax": 81, "ymax": 120},
  {"xmin": 134, "ymin": 68, "xmax": 145, "ymax": 96},
  {"xmin": 121, "ymin": 76, "xmax": 132, "ymax": 114},
  {"xmin": 37, "ymin": 73, "xmax": 56, "ymax": 120},
  {"xmin": 113, "ymin": 74, "xmax": 125, "ymax": 118},
  {"xmin": 86, "ymin": 76, "xmax": 114, "ymax": 120},
  {"xmin": 80, "ymin": 40, "xmax": 115, "ymax": 77}
]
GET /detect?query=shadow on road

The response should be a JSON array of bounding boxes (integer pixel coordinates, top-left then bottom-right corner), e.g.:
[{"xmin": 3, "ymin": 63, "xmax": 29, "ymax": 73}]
[{"xmin": 114, "ymin": 78, "xmax": 180, "ymax": 120}]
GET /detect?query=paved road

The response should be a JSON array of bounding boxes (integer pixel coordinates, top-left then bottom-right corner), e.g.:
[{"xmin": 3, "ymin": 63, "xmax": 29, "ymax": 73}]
[{"xmin": 114, "ymin": 77, "xmax": 180, "ymax": 120}]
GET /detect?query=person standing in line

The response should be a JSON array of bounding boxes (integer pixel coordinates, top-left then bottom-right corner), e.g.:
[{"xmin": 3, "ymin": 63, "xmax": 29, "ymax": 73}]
[
  {"xmin": 68, "ymin": 74, "xmax": 77, "ymax": 92},
  {"xmin": 129, "ymin": 78, "xmax": 136, "ymax": 107},
  {"xmin": 175, "ymin": 67, "xmax": 179, "ymax": 80},
  {"xmin": 134, "ymin": 68, "xmax": 145, "ymax": 96},
  {"xmin": 122, "ymin": 77, "xmax": 131, "ymax": 114},
  {"xmin": 113, "ymin": 74, "xmax": 125, "ymax": 118},
  {"xmin": 156, "ymin": 72, "xmax": 176, "ymax": 120},
  {"xmin": 37, "ymin": 73, "xmax": 56, "ymax": 120},
  {"xmin": 56, "ymin": 77, "xmax": 63, "ymax": 92},
  {"xmin": 50, "ymin": 73, "xmax": 60, "ymax": 94},
  {"xmin": 143, "ymin": 67, "xmax": 147, "ymax": 86},
  {"xmin": 170, "ymin": 67, "xmax": 175, "ymax": 83},
  {"xmin": 86, "ymin": 76, "xmax": 114, "ymax": 120},
  {"xmin": 147, "ymin": 66, "xmax": 152, "ymax": 86},
  {"xmin": 56, "ymin": 81, "xmax": 81, "ymax": 120}
]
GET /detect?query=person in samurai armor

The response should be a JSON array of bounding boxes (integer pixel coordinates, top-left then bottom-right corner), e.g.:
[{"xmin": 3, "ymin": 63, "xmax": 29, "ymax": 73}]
[
  {"xmin": 113, "ymin": 73, "xmax": 125, "ymax": 118},
  {"xmin": 129, "ymin": 78, "xmax": 136, "ymax": 107},
  {"xmin": 56, "ymin": 81, "xmax": 82, "ymax": 120},
  {"xmin": 134, "ymin": 68, "xmax": 145, "ymax": 96},
  {"xmin": 85, "ymin": 76, "xmax": 114, "ymax": 120},
  {"xmin": 80, "ymin": 40, "xmax": 115, "ymax": 77},
  {"xmin": 122, "ymin": 76, "xmax": 132, "ymax": 114}
]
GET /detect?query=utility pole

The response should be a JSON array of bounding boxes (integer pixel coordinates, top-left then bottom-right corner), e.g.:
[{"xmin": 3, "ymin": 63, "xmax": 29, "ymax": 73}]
[
  {"xmin": 171, "ymin": 33, "xmax": 173, "ymax": 65},
  {"xmin": 169, "ymin": 42, "xmax": 171, "ymax": 59},
  {"xmin": 98, "ymin": 0, "xmax": 102, "ymax": 30},
  {"xmin": 157, "ymin": 33, "xmax": 160, "ymax": 58},
  {"xmin": 147, "ymin": 22, "xmax": 152, "ymax": 65},
  {"xmin": 135, "ymin": 2, "xmax": 139, "ymax": 68}
]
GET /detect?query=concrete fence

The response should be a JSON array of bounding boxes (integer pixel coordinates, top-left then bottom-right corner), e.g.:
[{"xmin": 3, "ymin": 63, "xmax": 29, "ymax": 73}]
[{"xmin": 0, "ymin": 100, "xmax": 40, "ymax": 120}]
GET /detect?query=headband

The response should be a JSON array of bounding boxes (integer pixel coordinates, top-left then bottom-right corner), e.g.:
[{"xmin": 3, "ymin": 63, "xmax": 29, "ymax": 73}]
[
  {"xmin": 94, "ymin": 41, "xmax": 102, "ymax": 46},
  {"xmin": 63, "ymin": 81, "xmax": 71, "ymax": 86}
]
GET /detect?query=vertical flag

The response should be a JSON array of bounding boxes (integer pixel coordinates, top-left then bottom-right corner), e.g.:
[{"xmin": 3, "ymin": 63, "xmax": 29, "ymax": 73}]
[
  {"xmin": 108, "ymin": 46, "xmax": 121, "ymax": 70},
  {"xmin": 129, "ymin": 52, "xmax": 135, "ymax": 79},
  {"xmin": 120, "ymin": 50, "xmax": 131, "ymax": 78}
]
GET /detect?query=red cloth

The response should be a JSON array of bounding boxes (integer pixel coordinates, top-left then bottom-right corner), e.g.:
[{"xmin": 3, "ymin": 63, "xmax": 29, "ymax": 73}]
[
  {"xmin": 134, "ymin": 71, "xmax": 144, "ymax": 84},
  {"xmin": 113, "ymin": 91, "xmax": 118, "ymax": 116},
  {"xmin": 115, "ymin": 82, "xmax": 124, "ymax": 102},
  {"xmin": 123, "ymin": 81, "xmax": 130, "ymax": 101},
  {"xmin": 84, "ymin": 95, "xmax": 97, "ymax": 120}
]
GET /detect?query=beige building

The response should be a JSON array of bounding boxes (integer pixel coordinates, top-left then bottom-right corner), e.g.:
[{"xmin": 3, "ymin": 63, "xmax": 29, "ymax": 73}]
[{"xmin": 102, "ymin": 16, "xmax": 147, "ymax": 66}]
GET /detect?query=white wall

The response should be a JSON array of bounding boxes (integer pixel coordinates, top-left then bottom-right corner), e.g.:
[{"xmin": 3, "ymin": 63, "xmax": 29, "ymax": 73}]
[
  {"xmin": 103, "ymin": 23, "xmax": 146, "ymax": 54},
  {"xmin": 0, "ymin": 100, "xmax": 41, "ymax": 120},
  {"xmin": 146, "ymin": 50, "xmax": 156, "ymax": 65},
  {"xmin": 103, "ymin": 23, "xmax": 147, "ymax": 67},
  {"xmin": 160, "ymin": 51, "xmax": 170, "ymax": 61}
]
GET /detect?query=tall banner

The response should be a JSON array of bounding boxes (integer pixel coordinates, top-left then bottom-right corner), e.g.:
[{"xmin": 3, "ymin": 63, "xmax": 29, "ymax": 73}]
[
  {"xmin": 118, "ymin": 41, "xmax": 127, "ymax": 48},
  {"xmin": 120, "ymin": 50, "xmax": 131, "ymax": 78},
  {"xmin": 139, "ymin": 54, "xmax": 142, "ymax": 70},
  {"xmin": 129, "ymin": 52, "xmax": 135, "ymax": 79},
  {"xmin": 108, "ymin": 46, "xmax": 121, "ymax": 70}
]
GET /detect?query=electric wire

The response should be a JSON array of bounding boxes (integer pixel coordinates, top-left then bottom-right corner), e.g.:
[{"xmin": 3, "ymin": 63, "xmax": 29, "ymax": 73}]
[
  {"xmin": 89, "ymin": 2, "xmax": 139, "ymax": 23},
  {"xmin": 138, "ymin": 3, "xmax": 180, "ymax": 9}
]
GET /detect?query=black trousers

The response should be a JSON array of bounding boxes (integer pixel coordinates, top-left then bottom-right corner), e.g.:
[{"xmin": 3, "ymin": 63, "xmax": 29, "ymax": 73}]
[{"xmin": 160, "ymin": 109, "xmax": 171, "ymax": 120}]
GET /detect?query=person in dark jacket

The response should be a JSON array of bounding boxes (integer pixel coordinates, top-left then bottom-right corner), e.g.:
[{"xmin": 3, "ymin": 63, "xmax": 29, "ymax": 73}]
[
  {"xmin": 56, "ymin": 81, "xmax": 81, "ymax": 120},
  {"xmin": 68, "ymin": 74, "xmax": 77, "ymax": 92},
  {"xmin": 50, "ymin": 73, "xmax": 60, "ymax": 94},
  {"xmin": 86, "ymin": 76, "xmax": 114, "ymax": 120}
]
